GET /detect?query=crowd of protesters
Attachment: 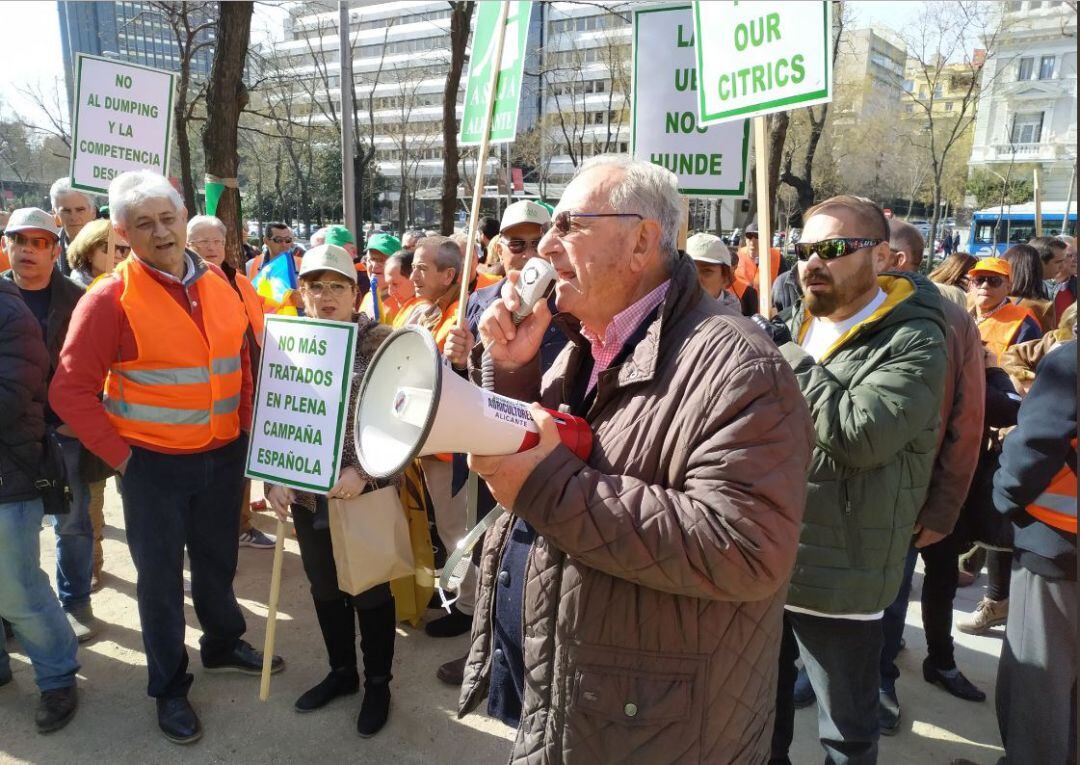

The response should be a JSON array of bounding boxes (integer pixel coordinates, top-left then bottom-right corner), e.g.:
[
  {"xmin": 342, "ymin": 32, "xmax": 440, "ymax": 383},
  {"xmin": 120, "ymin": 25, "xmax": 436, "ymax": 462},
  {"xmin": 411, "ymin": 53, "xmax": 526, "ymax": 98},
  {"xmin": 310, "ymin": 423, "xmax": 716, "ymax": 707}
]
[{"xmin": 0, "ymin": 164, "xmax": 1074, "ymax": 765}]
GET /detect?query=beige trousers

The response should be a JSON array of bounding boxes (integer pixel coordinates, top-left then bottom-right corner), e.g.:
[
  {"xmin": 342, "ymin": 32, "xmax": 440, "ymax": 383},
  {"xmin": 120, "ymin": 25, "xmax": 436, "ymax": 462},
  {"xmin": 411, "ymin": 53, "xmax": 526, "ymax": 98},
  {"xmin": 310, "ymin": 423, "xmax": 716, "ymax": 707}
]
[{"xmin": 420, "ymin": 456, "xmax": 476, "ymax": 614}]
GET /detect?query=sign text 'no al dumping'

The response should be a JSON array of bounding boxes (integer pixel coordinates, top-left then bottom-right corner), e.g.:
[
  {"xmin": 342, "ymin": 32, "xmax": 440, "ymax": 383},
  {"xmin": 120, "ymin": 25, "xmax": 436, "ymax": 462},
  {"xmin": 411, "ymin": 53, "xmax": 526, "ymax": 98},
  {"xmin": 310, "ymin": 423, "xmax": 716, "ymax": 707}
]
[
  {"xmin": 693, "ymin": 1, "xmax": 833, "ymax": 126},
  {"xmin": 246, "ymin": 315, "xmax": 358, "ymax": 494},
  {"xmin": 632, "ymin": 4, "xmax": 749, "ymax": 196},
  {"xmin": 70, "ymin": 54, "xmax": 176, "ymax": 194}
]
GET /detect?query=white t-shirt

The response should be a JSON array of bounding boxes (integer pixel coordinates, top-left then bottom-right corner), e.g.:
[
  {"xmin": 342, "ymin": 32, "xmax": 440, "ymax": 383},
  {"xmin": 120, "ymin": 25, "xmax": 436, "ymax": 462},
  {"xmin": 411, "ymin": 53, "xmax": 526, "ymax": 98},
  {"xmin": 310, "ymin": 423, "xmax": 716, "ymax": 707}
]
[
  {"xmin": 800, "ymin": 288, "xmax": 887, "ymax": 362},
  {"xmin": 789, "ymin": 287, "xmax": 889, "ymax": 621}
]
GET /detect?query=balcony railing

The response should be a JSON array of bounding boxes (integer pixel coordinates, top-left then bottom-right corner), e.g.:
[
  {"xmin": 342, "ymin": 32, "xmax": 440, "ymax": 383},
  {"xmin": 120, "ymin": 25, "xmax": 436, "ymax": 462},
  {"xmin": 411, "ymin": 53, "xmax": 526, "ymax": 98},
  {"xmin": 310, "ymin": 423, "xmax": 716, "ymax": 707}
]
[{"xmin": 982, "ymin": 142, "xmax": 1075, "ymax": 162}]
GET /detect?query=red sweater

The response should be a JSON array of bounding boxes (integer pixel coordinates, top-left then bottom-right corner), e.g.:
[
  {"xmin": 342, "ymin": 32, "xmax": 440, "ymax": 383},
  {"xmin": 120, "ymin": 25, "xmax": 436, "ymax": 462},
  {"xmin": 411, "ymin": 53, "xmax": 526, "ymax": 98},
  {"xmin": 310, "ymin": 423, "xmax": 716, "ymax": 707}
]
[{"xmin": 49, "ymin": 258, "xmax": 253, "ymax": 469}]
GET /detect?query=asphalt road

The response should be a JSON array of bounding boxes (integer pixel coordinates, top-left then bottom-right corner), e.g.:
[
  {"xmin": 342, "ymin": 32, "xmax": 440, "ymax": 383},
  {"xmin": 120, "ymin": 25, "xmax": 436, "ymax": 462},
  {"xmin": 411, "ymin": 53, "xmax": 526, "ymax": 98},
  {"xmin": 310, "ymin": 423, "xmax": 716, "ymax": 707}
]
[{"xmin": 1, "ymin": 481, "xmax": 1006, "ymax": 764}]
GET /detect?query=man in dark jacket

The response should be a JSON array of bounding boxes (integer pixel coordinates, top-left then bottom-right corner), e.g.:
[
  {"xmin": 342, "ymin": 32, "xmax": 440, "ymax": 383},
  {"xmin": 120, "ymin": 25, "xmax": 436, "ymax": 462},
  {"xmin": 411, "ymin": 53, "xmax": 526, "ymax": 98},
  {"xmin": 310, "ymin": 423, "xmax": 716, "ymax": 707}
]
[
  {"xmin": 3, "ymin": 207, "xmax": 98, "ymax": 642},
  {"xmin": 876, "ymin": 219, "xmax": 987, "ymax": 732},
  {"xmin": 0, "ymin": 279, "xmax": 80, "ymax": 733},
  {"xmin": 992, "ymin": 340, "xmax": 1076, "ymax": 765},
  {"xmin": 769, "ymin": 195, "xmax": 947, "ymax": 764}
]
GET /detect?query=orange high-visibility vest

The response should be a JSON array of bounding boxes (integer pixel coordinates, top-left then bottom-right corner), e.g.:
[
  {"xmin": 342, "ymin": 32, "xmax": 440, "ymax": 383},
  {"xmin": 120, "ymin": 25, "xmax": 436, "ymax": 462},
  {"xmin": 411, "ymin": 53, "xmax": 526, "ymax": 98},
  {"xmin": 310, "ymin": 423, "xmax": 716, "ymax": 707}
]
[
  {"xmin": 233, "ymin": 272, "xmax": 265, "ymax": 347},
  {"xmin": 433, "ymin": 299, "xmax": 461, "ymax": 353},
  {"xmin": 977, "ymin": 302, "xmax": 1037, "ymax": 359},
  {"xmin": 391, "ymin": 297, "xmax": 429, "ymax": 329},
  {"xmin": 1026, "ymin": 438, "xmax": 1077, "ymax": 534},
  {"xmin": 104, "ymin": 258, "xmax": 247, "ymax": 450},
  {"xmin": 474, "ymin": 271, "xmax": 501, "ymax": 290}
]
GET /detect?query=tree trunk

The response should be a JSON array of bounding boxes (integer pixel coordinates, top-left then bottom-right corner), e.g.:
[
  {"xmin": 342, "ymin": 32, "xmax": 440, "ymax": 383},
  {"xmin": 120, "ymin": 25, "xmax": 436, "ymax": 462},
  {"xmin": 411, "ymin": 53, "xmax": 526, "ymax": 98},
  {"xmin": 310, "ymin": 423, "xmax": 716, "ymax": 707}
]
[
  {"xmin": 440, "ymin": 1, "xmax": 474, "ymax": 235},
  {"xmin": 174, "ymin": 66, "xmax": 197, "ymax": 214},
  {"xmin": 201, "ymin": 1, "xmax": 252, "ymax": 268},
  {"xmin": 767, "ymin": 112, "xmax": 789, "ymax": 226}
]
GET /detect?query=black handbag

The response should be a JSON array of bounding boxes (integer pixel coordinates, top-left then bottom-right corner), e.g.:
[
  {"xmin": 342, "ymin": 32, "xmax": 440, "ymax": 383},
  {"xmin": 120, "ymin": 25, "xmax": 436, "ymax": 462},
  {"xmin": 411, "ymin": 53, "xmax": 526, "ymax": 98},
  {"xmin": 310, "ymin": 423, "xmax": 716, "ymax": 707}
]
[
  {"xmin": 961, "ymin": 436, "xmax": 1013, "ymax": 551},
  {"xmin": 0, "ymin": 431, "xmax": 73, "ymax": 515}
]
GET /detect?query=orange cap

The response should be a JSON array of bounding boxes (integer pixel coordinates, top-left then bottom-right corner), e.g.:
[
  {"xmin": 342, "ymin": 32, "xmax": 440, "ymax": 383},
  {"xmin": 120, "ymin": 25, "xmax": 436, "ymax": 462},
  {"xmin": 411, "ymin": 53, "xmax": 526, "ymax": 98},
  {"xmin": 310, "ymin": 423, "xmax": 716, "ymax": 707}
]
[{"xmin": 968, "ymin": 257, "xmax": 1011, "ymax": 279}]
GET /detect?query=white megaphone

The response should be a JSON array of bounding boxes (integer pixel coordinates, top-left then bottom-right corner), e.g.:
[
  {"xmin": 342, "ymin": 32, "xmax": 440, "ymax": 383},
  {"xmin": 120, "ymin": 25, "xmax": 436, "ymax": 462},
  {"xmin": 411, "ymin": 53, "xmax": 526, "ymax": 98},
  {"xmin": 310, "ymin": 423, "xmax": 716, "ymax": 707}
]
[{"xmin": 354, "ymin": 326, "xmax": 592, "ymax": 478}]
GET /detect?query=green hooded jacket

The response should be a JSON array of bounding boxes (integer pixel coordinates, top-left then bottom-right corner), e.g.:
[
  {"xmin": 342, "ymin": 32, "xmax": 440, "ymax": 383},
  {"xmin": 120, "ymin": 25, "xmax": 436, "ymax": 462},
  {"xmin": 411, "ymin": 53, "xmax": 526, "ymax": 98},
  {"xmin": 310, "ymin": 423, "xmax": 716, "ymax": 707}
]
[{"xmin": 779, "ymin": 272, "xmax": 947, "ymax": 614}]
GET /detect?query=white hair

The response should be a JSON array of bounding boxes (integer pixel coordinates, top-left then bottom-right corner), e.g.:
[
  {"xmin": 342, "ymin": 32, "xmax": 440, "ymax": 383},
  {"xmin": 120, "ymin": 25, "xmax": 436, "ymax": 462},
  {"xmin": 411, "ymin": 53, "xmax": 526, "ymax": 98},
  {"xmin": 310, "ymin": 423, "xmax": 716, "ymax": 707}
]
[
  {"xmin": 575, "ymin": 155, "xmax": 682, "ymax": 262},
  {"xmin": 187, "ymin": 214, "xmax": 226, "ymax": 237},
  {"xmin": 109, "ymin": 170, "xmax": 185, "ymax": 226},
  {"xmin": 49, "ymin": 177, "xmax": 95, "ymax": 210}
]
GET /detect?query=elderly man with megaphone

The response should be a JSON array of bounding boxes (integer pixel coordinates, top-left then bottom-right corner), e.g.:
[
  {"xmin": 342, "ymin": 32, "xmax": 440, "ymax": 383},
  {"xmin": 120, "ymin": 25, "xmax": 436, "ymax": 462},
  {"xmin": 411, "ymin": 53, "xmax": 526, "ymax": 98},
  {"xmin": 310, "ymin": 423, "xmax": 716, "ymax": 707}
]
[{"xmin": 459, "ymin": 156, "xmax": 814, "ymax": 764}]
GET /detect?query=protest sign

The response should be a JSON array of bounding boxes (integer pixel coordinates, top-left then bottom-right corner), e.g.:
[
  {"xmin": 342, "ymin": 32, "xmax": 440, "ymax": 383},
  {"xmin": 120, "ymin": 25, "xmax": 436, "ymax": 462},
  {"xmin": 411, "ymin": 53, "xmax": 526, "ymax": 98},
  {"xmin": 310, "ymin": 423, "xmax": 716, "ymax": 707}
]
[
  {"xmin": 459, "ymin": 1, "xmax": 531, "ymax": 145},
  {"xmin": 69, "ymin": 54, "xmax": 176, "ymax": 194},
  {"xmin": 246, "ymin": 315, "xmax": 357, "ymax": 493},
  {"xmin": 631, "ymin": 4, "xmax": 749, "ymax": 196},
  {"xmin": 693, "ymin": 1, "xmax": 833, "ymax": 126}
]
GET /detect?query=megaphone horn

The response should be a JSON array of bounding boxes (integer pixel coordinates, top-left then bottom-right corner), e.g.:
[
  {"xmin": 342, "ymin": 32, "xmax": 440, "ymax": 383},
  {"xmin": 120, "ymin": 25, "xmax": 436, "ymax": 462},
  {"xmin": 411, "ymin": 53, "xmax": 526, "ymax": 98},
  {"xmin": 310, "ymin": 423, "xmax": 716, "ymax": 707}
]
[{"xmin": 355, "ymin": 327, "xmax": 591, "ymax": 478}]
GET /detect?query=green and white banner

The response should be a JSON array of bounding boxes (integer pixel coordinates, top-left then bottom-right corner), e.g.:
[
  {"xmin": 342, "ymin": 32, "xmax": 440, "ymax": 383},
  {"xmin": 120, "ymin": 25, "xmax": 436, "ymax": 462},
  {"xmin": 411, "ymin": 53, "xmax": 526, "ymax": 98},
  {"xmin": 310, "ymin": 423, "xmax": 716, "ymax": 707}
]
[
  {"xmin": 632, "ymin": 4, "xmax": 749, "ymax": 196},
  {"xmin": 693, "ymin": 1, "xmax": 833, "ymax": 125},
  {"xmin": 246, "ymin": 315, "xmax": 358, "ymax": 493},
  {"xmin": 459, "ymin": 0, "xmax": 532, "ymax": 146},
  {"xmin": 69, "ymin": 54, "xmax": 176, "ymax": 194}
]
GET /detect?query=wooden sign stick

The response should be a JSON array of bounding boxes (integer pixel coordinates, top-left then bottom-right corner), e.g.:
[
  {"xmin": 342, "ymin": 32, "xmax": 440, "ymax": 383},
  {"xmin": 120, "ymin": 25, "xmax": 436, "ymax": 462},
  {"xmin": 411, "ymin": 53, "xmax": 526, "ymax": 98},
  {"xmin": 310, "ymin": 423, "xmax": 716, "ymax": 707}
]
[
  {"xmin": 259, "ymin": 517, "xmax": 287, "ymax": 701},
  {"xmin": 753, "ymin": 115, "xmax": 773, "ymax": 318}
]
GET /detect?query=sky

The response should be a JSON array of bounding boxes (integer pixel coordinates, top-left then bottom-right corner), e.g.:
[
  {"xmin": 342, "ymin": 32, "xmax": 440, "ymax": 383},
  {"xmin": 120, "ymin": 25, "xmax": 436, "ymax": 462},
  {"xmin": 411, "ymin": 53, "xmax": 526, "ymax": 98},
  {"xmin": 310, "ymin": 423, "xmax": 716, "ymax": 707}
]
[{"xmin": 0, "ymin": 0, "xmax": 927, "ymax": 129}]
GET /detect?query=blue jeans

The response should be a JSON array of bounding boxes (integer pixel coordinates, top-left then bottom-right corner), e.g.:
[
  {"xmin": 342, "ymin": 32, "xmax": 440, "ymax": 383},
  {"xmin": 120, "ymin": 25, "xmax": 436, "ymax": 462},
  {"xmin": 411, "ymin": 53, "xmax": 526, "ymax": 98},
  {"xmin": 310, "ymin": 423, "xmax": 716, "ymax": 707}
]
[
  {"xmin": 119, "ymin": 436, "xmax": 248, "ymax": 698},
  {"xmin": 52, "ymin": 433, "xmax": 94, "ymax": 612},
  {"xmin": 0, "ymin": 498, "xmax": 80, "ymax": 691}
]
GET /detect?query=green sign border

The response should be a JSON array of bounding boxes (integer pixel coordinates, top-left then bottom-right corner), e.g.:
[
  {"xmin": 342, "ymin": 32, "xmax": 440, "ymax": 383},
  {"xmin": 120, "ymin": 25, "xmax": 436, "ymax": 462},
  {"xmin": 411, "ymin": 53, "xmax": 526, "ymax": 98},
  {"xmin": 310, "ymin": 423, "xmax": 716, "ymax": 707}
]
[
  {"xmin": 458, "ymin": 0, "xmax": 532, "ymax": 146},
  {"xmin": 244, "ymin": 314, "xmax": 358, "ymax": 494},
  {"xmin": 69, "ymin": 53, "xmax": 177, "ymax": 195},
  {"xmin": 630, "ymin": 3, "xmax": 749, "ymax": 197},
  {"xmin": 692, "ymin": 0, "xmax": 832, "ymax": 124}
]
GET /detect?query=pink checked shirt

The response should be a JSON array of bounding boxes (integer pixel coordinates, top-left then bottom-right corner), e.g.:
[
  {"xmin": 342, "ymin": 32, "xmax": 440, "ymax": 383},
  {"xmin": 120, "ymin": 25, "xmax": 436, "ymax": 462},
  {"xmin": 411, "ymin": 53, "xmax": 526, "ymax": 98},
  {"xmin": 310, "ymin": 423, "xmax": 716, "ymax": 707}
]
[{"xmin": 580, "ymin": 280, "xmax": 671, "ymax": 393}]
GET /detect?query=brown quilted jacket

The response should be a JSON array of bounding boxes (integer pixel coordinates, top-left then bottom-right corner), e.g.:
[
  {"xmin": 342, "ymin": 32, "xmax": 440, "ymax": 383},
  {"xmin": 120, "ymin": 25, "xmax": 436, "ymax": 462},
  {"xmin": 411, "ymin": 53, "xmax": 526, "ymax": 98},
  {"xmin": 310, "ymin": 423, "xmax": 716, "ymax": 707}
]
[{"xmin": 458, "ymin": 255, "xmax": 813, "ymax": 764}]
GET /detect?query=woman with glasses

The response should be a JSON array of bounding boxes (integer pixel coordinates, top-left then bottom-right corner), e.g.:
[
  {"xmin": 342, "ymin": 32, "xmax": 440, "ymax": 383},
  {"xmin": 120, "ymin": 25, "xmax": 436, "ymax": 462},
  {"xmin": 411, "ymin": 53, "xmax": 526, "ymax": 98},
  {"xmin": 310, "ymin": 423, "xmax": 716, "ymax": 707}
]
[
  {"xmin": 265, "ymin": 243, "xmax": 399, "ymax": 737},
  {"xmin": 65, "ymin": 218, "xmax": 131, "ymax": 289}
]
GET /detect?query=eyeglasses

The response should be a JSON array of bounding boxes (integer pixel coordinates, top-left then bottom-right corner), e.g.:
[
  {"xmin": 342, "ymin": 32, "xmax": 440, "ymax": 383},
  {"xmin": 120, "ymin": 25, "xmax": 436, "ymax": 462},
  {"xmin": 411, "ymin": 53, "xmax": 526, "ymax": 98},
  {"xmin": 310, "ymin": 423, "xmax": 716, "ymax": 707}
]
[
  {"xmin": 552, "ymin": 211, "xmax": 643, "ymax": 236},
  {"xmin": 270, "ymin": 236, "xmax": 294, "ymax": 244},
  {"xmin": 301, "ymin": 280, "xmax": 352, "ymax": 296},
  {"xmin": 505, "ymin": 237, "xmax": 542, "ymax": 254},
  {"xmin": 190, "ymin": 238, "xmax": 225, "ymax": 247},
  {"xmin": 794, "ymin": 238, "xmax": 884, "ymax": 261},
  {"xmin": 971, "ymin": 275, "xmax": 1005, "ymax": 288},
  {"xmin": 5, "ymin": 232, "xmax": 55, "ymax": 250}
]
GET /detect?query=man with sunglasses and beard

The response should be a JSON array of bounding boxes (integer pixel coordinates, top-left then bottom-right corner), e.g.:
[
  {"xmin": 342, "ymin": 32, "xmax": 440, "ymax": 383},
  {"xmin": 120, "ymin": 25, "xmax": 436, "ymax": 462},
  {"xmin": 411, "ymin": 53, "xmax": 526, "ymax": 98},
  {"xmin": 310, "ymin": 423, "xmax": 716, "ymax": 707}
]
[{"xmin": 763, "ymin": 195, "xmax": 947, "ymax": 765}]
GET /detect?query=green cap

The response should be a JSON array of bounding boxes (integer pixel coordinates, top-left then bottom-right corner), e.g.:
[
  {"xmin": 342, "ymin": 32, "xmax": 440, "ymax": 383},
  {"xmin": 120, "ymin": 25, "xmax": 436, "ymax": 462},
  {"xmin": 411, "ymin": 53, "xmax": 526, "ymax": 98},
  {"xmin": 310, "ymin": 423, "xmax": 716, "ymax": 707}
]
[
  {"xmin": 366, "ymin": 232, "xmax": 402, "ymax": 257},
  {"xmin": 323, "ymin": 225, "xmax": 355, "ymax": 247}
]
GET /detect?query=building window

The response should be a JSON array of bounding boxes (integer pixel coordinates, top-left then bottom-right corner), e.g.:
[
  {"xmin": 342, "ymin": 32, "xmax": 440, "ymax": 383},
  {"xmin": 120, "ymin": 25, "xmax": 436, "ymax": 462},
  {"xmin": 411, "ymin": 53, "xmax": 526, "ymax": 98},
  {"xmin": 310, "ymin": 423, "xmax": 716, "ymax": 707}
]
[
  {"xmin": 933, "ymin": 83, "xmax": 943, "ymax": 97},
  {"xmin": 1011, "ymin": 111, "xmax": 1044, "ymax": 144},
  {"xmin": 1039, "ymin": 55, "xmax": 1055, "ymax": 79},
  {"xmin": 1017, "ymin": 57, "xmax": 1034, "ymax": 80},
  {"xmin": 944, "ymin": 101, "xmax": 954, "ymax": 111}
]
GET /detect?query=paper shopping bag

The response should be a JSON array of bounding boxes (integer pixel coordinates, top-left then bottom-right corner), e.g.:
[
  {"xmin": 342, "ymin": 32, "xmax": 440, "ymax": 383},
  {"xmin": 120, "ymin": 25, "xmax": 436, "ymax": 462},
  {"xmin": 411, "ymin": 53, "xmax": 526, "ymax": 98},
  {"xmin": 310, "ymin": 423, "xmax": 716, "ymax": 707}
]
[{"xmin": 329, "ymin": 487, "xmax": 414, "ymax": 596}]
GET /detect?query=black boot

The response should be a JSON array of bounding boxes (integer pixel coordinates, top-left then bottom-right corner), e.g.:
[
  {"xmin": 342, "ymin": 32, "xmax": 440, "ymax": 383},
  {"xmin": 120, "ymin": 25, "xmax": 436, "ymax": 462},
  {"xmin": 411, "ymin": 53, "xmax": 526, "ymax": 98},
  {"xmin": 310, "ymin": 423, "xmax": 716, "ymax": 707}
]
[
  {"xmin": 355, "ymin": 596, "xmax": 396, "ymax": 737},
  {"xmin": 295, "ymin": 599, "xmax": 360, "ymax": 713}
]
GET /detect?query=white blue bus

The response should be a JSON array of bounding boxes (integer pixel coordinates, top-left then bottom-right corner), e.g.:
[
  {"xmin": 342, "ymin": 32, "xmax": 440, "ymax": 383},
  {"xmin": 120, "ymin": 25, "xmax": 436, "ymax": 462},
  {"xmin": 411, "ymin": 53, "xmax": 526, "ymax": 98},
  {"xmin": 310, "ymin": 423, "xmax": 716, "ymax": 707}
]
[{"xmin": 968, "ymin": 202, "xmax": 1078, "ymax": 257}]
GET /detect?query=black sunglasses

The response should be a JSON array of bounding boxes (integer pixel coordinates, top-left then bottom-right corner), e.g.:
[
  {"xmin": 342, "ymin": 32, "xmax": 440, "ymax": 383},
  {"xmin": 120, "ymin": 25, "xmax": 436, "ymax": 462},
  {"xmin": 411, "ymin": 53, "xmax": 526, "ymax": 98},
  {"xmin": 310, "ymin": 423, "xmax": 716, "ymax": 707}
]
[
  {"xmin": 971, "ymin": 275, "xmax": 1005, "ymax": 288},
  {"xmin": 505, "ymin": 237, "xmax": 542, "ymax": 254},
  {"xmin": 794, "ymin": 238, "xmax": 884, "ymax": 261},
  {"xmin": 552, "ymin": 211, "xmax": 643, "ymax": 235}
]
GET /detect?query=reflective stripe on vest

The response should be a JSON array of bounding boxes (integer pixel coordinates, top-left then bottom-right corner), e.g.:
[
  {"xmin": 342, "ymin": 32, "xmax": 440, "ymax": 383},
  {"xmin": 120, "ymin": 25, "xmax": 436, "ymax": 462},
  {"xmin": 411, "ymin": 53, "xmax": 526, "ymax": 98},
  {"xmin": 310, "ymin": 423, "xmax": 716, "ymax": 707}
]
[
  {"xmin": 1026, "ymin": 438, "xmax": 1078, "ymax": 533},
  {"xmin": 104, "ymin": 257, "xmax": 248, "ymax": 450}
]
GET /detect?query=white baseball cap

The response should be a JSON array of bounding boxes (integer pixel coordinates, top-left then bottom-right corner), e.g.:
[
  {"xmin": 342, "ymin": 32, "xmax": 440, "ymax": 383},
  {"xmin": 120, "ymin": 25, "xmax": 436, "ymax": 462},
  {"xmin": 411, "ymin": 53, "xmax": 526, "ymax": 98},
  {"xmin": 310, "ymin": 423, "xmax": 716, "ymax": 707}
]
[
  {"xmin": 298, "ymin": 244, "xmax": 357, "ymax": 283},
  {"xmin": 501, "ymin": 200, "xmax": 551, "ymax": 233},
  {"xmin": 5, "ymin": 207, "xmax": 61, "ymax": 239},
  {"xmin": 686, "ymin": 233, "xmax": 731, "ymax": 266}
]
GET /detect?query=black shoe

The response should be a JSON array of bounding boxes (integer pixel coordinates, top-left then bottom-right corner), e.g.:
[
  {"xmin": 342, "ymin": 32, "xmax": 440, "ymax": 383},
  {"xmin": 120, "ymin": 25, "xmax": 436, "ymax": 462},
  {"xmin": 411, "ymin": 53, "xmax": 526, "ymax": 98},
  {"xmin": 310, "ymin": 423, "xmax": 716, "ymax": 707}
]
[
  {"xmin": 203, "ymin": 640, "xmax": 285, "ymax": 676},
  {"xmin": 424, "ymin": 607, "xmax": 472, "ymax": 638},
  {"xmin": 2, "ymin": 618, "xmax": 12, "ymax": 641},
  {"xmin": 157, "ymin": 696, "xmax": 202, "ymax": 744},
  {"xmin": 0, "ymin": 664, "xmax": 11, "ymax": 687},
  {"xmin": 36, "ymin": 686, "xmax": 78, "ymax": 734},
  {"xmin": 356, "ymin": 681, "xmax": 391, "ymax": 737},
  {"xmin": 878, "ymin": 688, "xmax": 901, "ymax": 736},
  {"xmin": 792, "ymin": 666, "xmax": 815, "ymax": 709},
  {"xmin": 922, "ymin": 659, "xmax": 986, "ymax": 702},
  {"xmin": 436, "ymin": 655, "xmax": 467, "ymax": 687},
  {"xmin": 294, "ymin": 669, "xmax": 360, "ymax": 713}
]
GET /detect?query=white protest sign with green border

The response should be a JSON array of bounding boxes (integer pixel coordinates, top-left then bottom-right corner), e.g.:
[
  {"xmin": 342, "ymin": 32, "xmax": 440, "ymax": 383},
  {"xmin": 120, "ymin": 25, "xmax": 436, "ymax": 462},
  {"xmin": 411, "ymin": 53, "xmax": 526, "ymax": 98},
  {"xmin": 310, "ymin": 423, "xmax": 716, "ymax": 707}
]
[
  {"xmin": 693, "ymin": 1, "xmax": 833, "ymax": 126},
  {"xmin": 631, "ymin": 4, "xmax": 749, "ymax": 196},
  {"xmin": 69, "ymin": 53, "xmax": 176, "ymax": 194},
  {"xmin": 459, "ymin": 0, "xmax": 532, "ymax": 145},
  {"xmin": 246, "ymin": 315, "xmax": 357, "ymax": 493}
]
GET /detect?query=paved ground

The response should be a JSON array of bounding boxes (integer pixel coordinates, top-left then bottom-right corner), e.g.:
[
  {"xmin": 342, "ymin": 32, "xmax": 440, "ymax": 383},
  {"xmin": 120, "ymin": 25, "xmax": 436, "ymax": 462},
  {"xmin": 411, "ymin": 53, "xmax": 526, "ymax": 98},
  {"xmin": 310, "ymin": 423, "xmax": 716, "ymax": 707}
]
[{"xmin": 1, "ymin": 481, "xmax": 1006, "ymax": 764}]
